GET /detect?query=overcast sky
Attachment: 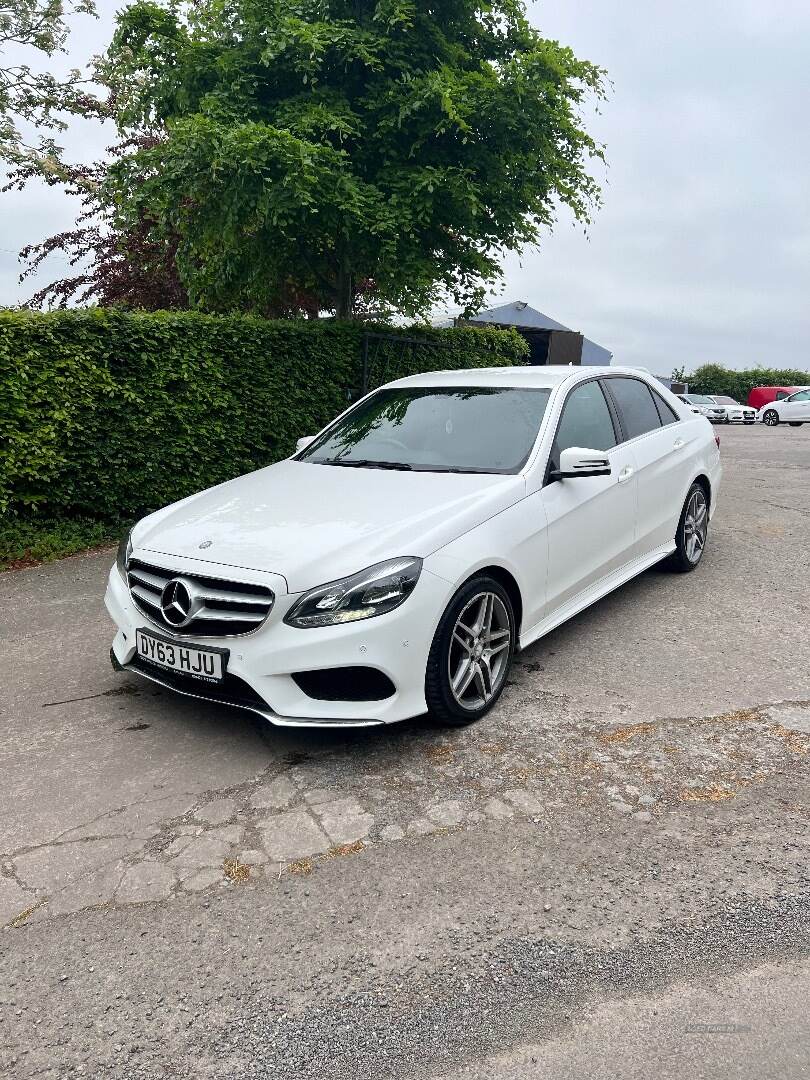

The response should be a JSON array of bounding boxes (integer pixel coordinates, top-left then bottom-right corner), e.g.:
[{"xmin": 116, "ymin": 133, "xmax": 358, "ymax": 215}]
[{"xmin": 2, "ymin": 1, "xmax": 809, "ymax": 374}]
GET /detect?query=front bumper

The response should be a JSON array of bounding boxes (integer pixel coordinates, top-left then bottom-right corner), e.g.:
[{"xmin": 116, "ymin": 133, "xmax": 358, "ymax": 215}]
[{"xmin": 105, "ymin": 559, "xmax": 451, "ymax": 727}]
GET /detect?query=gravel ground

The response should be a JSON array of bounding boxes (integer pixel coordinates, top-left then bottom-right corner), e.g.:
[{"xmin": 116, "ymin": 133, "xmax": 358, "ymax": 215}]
[{"xmin": 1, "ymin": 423, "xmax": 809, "ymax": 1077}]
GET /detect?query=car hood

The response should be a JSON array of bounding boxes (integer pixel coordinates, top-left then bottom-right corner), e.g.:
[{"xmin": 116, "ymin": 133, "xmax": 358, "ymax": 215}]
[{"xmin": 133, "ymin": 459, "xmax": 525, "ymax": 593}]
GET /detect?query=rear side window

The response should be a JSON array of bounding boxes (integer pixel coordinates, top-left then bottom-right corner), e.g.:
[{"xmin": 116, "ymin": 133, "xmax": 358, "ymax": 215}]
[
  {"xmin": 651, "ymin": 388, "xmax": 680, "ymax": 425},
  {"xmin": 553, "ymin": 380, "xmax": 617, "ymax": 461},
  {"xmin": 606, "ymin": 378, "xmax": 662, "ymax": 440}
]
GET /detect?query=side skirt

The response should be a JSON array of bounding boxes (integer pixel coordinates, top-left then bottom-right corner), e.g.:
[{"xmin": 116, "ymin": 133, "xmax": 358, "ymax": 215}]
[{"xmin": 518, "ymin": 542, "xmax": 676, "ymax": 651}]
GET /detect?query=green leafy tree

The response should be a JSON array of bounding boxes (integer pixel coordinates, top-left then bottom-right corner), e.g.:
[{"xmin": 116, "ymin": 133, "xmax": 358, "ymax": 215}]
[
  {"xmin": 688, "ymin": 363, "xmax": 810, "ymax": 403},
  {"xmin": 0, "ymin": 0, "xmax": 97, "ymax": 166},
  {"xmin": 100, "ymin": 0, "xmax": 606, "ymax": 318}
]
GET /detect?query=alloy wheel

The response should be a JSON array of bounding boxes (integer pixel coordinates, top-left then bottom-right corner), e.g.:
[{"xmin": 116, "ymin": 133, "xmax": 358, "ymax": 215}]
[
  {"xmin": 763, "ymin": 410, "xmax": 779, "ymax": 426},
  {"xmin": 448, "ymin": 592, "xmax": 512, "ymax": 710},
  {"xmin": 683, "ymin": 489, "xmax": 708, "ymax": 564}
]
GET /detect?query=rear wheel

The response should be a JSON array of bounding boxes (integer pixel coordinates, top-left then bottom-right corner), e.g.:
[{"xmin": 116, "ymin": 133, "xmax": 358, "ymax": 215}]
[
  {"xmin": 668, "ymin": 483, "xmax": 709, "ymax": 573},
  {"xmin": 426, "ymin": 576, "xmax": 516, "ymax": 726},
  {"xmin": 789, "ymin": 422, "xmax": 802, "ymax": 427},
  {"xmin": 763, "ymin": 409, "xmax": 779, "ymax": 426}
]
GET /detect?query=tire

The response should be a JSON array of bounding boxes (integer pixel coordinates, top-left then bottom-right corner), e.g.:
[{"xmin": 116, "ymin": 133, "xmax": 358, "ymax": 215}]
[
  {"xmin": 425, "ymin": 575, "xmax": 516, "ymax": 726},
  {"xmin": 789, "ymin": 422, "xmax": 802, "ymax": 427},
  {"xmin": 668, "ymin": 482, "xmax": 710, "ymax": 573},
  {"xmin": 763, "ymin": 409, "xmax": 779, "ymax": 426}
]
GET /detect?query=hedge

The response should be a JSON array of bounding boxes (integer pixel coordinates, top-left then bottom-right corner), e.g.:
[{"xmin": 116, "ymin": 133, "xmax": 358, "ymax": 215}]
[
  {"xmin": 0, "ymin": 310, "xmax": 528, "ymax": 521},
  {"xmin": 687, "ymin": 363, "xmax": 810, "ymax": 403}
]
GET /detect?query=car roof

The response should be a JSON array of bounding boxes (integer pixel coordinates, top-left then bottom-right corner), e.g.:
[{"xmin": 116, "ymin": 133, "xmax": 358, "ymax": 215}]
[{"xmin": 386, "ymin": 365, "xmax": 654, "ymax": 391}]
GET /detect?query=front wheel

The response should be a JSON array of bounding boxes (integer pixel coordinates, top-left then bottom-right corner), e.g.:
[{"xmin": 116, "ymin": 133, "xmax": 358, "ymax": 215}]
[
  {"xmin": 426, "ymin": 576, "xmax": 516, "ymax": 726},
  {"xmin": 763, "ymin": 409, "xmax": 779, "ymax": 426},
  {"xmin": 668, "ymin": 483, "xmax": 709, "ymax": 573}
]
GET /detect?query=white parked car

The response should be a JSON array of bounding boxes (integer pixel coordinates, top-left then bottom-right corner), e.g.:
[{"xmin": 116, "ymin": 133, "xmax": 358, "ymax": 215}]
[
  {"xmin": 675, "ymin": 394, "xmax": 727, "ymax": 423},
  {"xmin": 758, "ymin": 388, "xmax": 810, "ymax": 427},
  {"xmin": 106, "ymin": 366, "xmax": 722, "ymax": 729},
  {"xmin": 708, "ymin": 395, "xmax": 756, "ymax": 424}
]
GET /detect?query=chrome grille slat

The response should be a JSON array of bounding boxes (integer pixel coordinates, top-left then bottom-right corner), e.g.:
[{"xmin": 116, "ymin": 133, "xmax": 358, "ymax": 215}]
[
  {"xmin": 194, "ymin": 585, "xmax": 269, "ymax": 607},
  {"xmin": 128, "ymin": 566, "xmax": 171, "ymax": 591},
  {"xmin": 127, "ymin": 558, "xmax": 275, "ymax": 637},
  {"xmin": 130, "ymin": 584, "xmax": 162, "ymax": 610},
  {"xmin": 194, "ymin": 608, "xmax": 265, "ymax": 624}
]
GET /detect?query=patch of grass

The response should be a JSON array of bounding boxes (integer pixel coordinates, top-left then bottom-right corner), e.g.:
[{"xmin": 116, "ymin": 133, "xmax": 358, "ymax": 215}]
[
  {"xmin": 0, "ymin": 516, "xmax": 123, "ymax": 571},
  {"xmin": 287, "ymin": 859, "xmax": 314, "ymax": 876},
  {"xmin": 423, "ymin": 744, "xmax": 455, "ymax": 764},
  {"xmin": 223, "ymin": 857, "xmax": 251, "ymax": 884},
  {"xmin": 599, "ymin": 722, "xmax": 655, "ymax": 744},
  {"xmin": 323, "ymin": 840, "xmax": 365, "ymax": 859},
  {"xmin": 679, "ymin": 786, "xmax": 736, "ymax": 802}
]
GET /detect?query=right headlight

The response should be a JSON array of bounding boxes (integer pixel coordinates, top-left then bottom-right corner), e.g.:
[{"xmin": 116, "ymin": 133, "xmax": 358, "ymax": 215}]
[
  {"xmin": 116, "ymin": 528, "xmax": 133, "ymax": 579},
  {"xmin": 284, "ymin": 557, "xmax": 423, "ymax": 629}
]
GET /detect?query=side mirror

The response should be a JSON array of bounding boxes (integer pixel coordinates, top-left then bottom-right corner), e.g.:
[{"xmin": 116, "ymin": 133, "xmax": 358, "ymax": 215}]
[
  {"xmin": 295, "ymin": 436, "xmax": 315, "ymax": 453},
  {"xmin": 550, "ymin": 446, "xmax": 611, "ymax": 481}
]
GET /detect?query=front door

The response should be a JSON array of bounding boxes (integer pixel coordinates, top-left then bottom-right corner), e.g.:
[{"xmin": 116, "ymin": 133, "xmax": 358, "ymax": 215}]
[
  {"xmin": 539, "ymin": 378, "xmax": 638, "ymax": 617},
  {"xmin": 780, "ymin": 389, "xmax": 810, "ymax": 422}
]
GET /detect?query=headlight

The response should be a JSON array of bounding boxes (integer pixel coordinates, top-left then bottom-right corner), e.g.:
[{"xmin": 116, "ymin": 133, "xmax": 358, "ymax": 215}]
[
  {"xmin": 116, "ymin": 528, "xmax": 133, "ymax": 578},
  {"xmin": 284, "ymin": 557, "xmax": 423, "ymax": 629}
]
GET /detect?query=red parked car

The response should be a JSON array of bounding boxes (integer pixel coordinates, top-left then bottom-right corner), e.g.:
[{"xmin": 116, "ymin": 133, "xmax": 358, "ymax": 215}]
[{"xmin": 747, "ymin": 386, "xmax": 802, "ymax": 410}]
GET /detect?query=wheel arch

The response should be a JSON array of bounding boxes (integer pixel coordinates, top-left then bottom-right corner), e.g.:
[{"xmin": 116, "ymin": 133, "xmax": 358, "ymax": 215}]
[
  {"xmin": 692, "ymin": 473, "xmax": 711, "ymax": 509},
  {"xmin": 463, "ymin": 564, "xmax": 524, "ymax": 640}
]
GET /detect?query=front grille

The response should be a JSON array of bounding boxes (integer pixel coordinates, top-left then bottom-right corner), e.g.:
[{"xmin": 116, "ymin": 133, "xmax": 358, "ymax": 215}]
[{"xmin": 127, "ymin": 558, "xmax": 274, "ymax": 637}]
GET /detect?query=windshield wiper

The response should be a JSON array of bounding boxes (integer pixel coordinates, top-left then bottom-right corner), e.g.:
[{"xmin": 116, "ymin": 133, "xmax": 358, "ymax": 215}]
[{"xmin": 322, "ymin": 458, "xmax": 414, "ymax": 471}]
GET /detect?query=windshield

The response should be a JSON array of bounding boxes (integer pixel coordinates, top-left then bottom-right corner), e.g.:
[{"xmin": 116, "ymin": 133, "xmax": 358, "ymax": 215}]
[
  {"xmin": 713, "ymin": 396, "xmax": 738, "ymax": 405},
  {"xmin": 686, "ymin": 394, "xmax": 716, "ymax": 405},
  {"xmin": 298, "ymin": 386, "xmax": 552, "ymax": 473}
]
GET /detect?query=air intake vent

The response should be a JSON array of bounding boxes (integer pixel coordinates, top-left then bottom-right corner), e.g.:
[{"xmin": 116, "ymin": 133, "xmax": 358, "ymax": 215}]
[{"xmin": 127, "ymin": 558, "xmax": 274, "ymax": 637}]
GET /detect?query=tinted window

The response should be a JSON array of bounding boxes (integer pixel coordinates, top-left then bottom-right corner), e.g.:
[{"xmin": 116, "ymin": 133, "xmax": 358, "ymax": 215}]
[
  {"xmin": 298, "ymin": 386, "xmax": 552, "ymax": 474},
  {"xmin": 651, "ymin": 388, "xmax": 680, "ymax": 425},
  {"xmin": 608, "ymin": 378, "xmax": 663, "ymax": 440},
  {"xmin": 552, "ymin": 380, "xmax": 617, "ymax": 462}
]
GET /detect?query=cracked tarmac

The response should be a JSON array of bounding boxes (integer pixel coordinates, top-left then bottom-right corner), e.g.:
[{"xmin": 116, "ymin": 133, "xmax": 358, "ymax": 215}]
[{"xmin": 1, "ymin": 424, "xmax": 810, "ymax": 1077}]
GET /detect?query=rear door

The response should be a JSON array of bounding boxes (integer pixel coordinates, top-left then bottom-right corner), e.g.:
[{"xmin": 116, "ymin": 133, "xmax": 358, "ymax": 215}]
[
  {"xmin": 539, "ymin": 378, "xmax": 638, "ymax": 615},
  {"xmin": 602, "ymin": 376, "xmax": 692, "ymax": 558}
]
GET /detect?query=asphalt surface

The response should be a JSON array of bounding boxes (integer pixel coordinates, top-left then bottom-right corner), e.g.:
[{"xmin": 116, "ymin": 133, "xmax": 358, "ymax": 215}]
[{"xmin": 1, "ymin": 423, "xmax": 809, "ymax": 1078}]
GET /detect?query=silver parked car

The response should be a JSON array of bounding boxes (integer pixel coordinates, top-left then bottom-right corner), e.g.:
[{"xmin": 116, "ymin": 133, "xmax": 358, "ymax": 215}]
[
  {"xmin": 708, "ymin": 395, "xmax": 756, "ymax": 424},
  {"xmin": 676, "ymin": 394, "xmax": 726, "ymax": 423}
]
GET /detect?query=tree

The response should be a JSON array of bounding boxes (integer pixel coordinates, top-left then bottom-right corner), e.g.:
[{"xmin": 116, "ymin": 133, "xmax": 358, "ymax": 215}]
[
  {"xmin": 99, "ymin": 0, "xmax": 606, "ymax": 318},
  {"xmin": 7, "ymin": 138, "xmax": 189, "ymax": 309},
  {"xmin": 0, "ymin": 0, "xmax": 97, "ymax": 166}
]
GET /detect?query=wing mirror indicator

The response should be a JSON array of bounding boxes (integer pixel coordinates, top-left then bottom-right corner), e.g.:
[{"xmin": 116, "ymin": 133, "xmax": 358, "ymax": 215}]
[{"xmin": 549, "ymin": 447, "xmax": 612, "ymax": 481}]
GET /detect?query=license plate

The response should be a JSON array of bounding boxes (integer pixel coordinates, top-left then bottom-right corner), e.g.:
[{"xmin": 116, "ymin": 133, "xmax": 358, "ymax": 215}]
[{"xmin": 135, "ymin": 628, "xmax": 226, "ymax": 683}]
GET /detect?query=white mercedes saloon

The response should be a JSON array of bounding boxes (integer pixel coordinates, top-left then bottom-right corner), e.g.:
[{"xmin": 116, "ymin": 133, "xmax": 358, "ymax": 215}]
[{"xmin": 106, "ymin": 366, "xmax": 721, "ymax": 728}]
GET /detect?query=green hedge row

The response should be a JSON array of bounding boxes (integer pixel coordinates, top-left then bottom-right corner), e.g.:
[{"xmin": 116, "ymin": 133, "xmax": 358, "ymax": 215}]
[
  {"xmin": 0, "ymin": 310, "xmax": 527, "ymax": 521},
  {"xmin": 687, "ymin": 363, "xmax": 810, "ymax": 402}
]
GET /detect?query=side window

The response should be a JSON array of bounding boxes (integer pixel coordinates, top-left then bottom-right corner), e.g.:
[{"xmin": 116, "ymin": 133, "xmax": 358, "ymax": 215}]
[
  {"xmin": 552, "ymin": 380, "xmax": 617, "ymax": 465},
  {"xmin": 606, "ymin": 377, "xmax": 663, "ymax": 440},
  {"xmin": 789, "ymin": 390, "xmax": 810, "ymax": 401},
  {"xmin": 650, "ymin": 387, "xmax": 680, "ymax": 425}
]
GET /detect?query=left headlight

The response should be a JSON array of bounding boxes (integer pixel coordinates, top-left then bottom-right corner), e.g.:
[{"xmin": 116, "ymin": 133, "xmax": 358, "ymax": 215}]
[
  {"xmin": 116, "ymin": 528, "xmax": 133, "ymax": 579},
  {"xmin": 284, "ymin": 557, "xmax": 423, "ymax": 629}
]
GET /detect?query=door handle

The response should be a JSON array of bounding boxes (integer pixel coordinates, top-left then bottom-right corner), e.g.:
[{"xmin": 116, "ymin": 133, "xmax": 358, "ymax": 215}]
[
  {"xmin": 673, "ymin": 438, "xmax": 685, "ymax": 450},
  {"xmin": 617, "ymin": 465, "xmax": 634, "ymax": 484}
]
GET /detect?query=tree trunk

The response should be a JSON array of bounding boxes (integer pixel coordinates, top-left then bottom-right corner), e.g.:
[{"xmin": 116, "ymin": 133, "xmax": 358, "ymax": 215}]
[{"xmin": 335, "ymin": 255, "xmax": 353, "ymax": 319}]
